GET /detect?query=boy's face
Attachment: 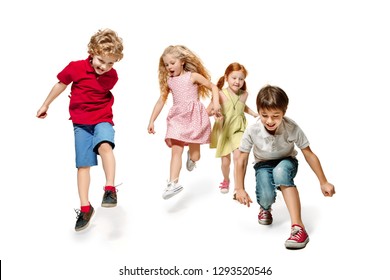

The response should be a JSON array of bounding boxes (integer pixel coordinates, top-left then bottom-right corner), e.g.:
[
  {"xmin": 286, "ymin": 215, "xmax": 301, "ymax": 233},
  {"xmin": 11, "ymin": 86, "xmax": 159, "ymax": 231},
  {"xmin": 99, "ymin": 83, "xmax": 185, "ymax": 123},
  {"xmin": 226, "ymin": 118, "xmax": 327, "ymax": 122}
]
[
  {"xmin": 226, "ymin": 70, "xmax": 245, "ymax": 94},
  {"xmin": 90, "ymin": 54, "xmax": 117, "ymax": 75},
  {"xmin": 259, "ymin": 108, "xmax": 284, "ymax": 134}
]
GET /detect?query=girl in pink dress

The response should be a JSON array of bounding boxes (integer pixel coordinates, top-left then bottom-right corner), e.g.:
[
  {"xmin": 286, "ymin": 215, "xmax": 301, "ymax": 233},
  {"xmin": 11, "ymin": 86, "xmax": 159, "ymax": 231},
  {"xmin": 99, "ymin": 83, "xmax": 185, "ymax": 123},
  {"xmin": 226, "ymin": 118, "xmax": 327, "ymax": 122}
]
[{"xmin": 148, "ymin": 45, "xmax": 221, "ymax": 199}]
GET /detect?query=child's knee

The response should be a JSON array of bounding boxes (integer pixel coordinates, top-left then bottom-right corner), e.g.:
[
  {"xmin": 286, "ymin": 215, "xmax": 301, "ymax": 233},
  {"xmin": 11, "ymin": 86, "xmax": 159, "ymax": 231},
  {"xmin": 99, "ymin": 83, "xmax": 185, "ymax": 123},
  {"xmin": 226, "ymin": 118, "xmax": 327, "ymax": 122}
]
[
  {"xmin": 97, "ymin": 142, "xmax": 113, "ymax": 154},
  {"xmin": 273, "ymin": 166, "xmax": 293, "ymax": 185}
]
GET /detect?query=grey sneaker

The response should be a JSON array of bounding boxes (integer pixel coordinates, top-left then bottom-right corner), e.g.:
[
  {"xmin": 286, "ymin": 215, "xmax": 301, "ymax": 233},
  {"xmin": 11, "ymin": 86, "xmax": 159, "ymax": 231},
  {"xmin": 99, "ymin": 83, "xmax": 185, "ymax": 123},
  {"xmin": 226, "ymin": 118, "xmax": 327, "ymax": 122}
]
[
  {"xmin": 186, "ymin": 151, "xmax": 196, "ymax": 171},
  {"xmin": 75, "ymin": 205, "xmax": 95, "ymax": 231},
  {"xmin": 162, "ymin": 181, "xmax": 183, "ymax": 199}
]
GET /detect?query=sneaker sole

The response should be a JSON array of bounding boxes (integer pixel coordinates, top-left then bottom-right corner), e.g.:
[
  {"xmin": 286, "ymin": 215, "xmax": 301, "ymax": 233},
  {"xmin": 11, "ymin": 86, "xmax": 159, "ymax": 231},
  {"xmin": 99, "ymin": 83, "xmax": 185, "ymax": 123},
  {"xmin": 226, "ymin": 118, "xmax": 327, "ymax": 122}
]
[
  {"xmin": 162, "ymin": 187, "xmax": 184, "ymax": 200},
  {"xmin": 285, "ymin": 237, "xmax": 309, "ymax": 249},
  {"xmin": 101, "ymin": 203, "xmax": 117, "ymax": 208},
  {"xmin": 75, "ymin": 209, "xmax": 95, "ymax": 232},
  {"xmin": 220, "ymin": 189, "xmax": 229, "ymax": 194},
  {"xmin": 258, "ymin": 219, "xmax": 273, "ymax": 225}
]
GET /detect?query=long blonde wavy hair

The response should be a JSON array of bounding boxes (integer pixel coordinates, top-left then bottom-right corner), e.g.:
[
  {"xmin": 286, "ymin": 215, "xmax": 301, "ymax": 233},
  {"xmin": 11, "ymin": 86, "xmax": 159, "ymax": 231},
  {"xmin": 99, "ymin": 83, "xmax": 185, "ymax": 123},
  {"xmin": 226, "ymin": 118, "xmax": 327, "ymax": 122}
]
[{"xmin": 158, "ymin": 45, "xmax": 211, "ymax": 102}]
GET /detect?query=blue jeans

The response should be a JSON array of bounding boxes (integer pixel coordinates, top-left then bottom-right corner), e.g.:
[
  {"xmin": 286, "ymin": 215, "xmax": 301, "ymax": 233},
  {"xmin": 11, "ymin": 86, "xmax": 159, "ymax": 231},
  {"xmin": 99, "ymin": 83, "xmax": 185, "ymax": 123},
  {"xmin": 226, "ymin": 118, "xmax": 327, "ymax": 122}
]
[{"xmin": 254, "ymin": 157, "xmax": 298, "ymax": 210}]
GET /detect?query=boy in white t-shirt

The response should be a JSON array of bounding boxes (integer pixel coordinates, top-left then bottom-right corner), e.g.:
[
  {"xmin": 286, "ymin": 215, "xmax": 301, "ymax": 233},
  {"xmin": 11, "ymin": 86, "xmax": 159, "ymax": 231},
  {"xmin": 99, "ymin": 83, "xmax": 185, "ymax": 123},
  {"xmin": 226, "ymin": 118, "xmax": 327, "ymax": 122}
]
[{"xmin": 234, "ymin": 85, "xmax": 335, "ymax": 249}]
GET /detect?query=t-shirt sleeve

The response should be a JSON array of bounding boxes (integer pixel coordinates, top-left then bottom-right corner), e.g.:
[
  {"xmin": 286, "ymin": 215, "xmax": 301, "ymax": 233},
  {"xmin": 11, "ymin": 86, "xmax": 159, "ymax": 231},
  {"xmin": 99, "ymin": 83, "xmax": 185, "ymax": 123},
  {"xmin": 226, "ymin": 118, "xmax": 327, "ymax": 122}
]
[
  {"xmin": 239, "ymin": 127, "xmax": 253, "ymax": 153},
  {"xmin": 294, "ymin": 125, "xmax": 310, "ymax": 149},
  {"xmin": 57, "ymin": 62, "xmax": 75, "ymax": 85}
]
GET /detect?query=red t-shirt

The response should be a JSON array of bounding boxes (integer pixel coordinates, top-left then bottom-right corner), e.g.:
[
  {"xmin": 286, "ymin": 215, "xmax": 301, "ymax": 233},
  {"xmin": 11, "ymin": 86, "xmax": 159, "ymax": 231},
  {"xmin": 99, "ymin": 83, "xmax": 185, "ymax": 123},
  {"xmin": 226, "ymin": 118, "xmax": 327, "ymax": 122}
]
[{"xmin": 57, "ymin": 57, "xmax": 118, "ymax": 125}]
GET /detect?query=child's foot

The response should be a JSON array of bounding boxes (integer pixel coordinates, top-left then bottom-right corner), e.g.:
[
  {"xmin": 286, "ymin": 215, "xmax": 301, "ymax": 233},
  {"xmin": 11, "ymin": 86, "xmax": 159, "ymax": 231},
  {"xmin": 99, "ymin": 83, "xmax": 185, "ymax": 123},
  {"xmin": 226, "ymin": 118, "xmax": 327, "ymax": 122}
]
[
  {"xmin": 75, "ymin": 205, "xmax": 94, "ymax": 231},
  {"xmin": 219, "ymin": 180, "xmax": 230, "ymax": 194},
  {"xmin": 258, "ymin": 209, "xmax": 273, "ymax": 225},
  {"xmin": 285, "ymin": 224, "xmax": 309, "ymax": 249},
  {"xmin": 101, "ymin": 186, "xmax": 117, "ymax": 207},
  {"xmin": 162, "ymin": 181, "xmax": 183, "ymax": 199},
  {"xmin": 186, "ymin": 151, "xmax": 196, "ymax": 171}
]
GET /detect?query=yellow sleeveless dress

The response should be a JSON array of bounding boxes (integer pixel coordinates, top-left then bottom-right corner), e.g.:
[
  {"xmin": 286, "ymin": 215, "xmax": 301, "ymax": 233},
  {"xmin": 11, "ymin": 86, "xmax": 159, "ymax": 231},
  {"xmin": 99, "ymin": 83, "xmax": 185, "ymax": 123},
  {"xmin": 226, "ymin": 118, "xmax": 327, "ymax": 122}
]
[{"xmin": 210, "ymin": 88, "xmax": 247, "ymax": 157}]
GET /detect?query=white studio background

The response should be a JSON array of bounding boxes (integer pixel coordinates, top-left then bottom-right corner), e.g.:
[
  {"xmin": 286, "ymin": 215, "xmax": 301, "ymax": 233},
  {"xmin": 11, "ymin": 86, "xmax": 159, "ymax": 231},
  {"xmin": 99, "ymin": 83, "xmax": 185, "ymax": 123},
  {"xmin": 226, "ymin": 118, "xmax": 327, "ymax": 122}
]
[{"xmin": 1, "ymin": 0, "xmax": 388, "ymax": 279}]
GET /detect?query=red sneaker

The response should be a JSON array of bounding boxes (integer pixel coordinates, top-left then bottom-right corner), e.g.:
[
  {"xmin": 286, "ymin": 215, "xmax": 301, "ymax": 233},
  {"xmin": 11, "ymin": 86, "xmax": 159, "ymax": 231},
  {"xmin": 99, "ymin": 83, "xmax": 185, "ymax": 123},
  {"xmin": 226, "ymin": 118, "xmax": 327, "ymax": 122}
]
[
  {"xmin": 219, "ymin": 180, "xmax": 229, "ymax": 194},
  {"xmin": 285, "ymin": 224, "xmax": 309, "ymax": 249},
  {"xmin": 258, "ymin": 209, "xmax": 273, "ymax": 225}
]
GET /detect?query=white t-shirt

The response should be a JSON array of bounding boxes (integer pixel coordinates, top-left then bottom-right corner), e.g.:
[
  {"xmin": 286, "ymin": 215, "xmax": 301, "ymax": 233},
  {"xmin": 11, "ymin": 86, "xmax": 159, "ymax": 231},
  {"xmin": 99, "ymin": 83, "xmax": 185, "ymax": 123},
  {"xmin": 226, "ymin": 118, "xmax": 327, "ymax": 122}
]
[{"xmin": 239, "ymin": 116, "xmax": 310, "ymax": 163}]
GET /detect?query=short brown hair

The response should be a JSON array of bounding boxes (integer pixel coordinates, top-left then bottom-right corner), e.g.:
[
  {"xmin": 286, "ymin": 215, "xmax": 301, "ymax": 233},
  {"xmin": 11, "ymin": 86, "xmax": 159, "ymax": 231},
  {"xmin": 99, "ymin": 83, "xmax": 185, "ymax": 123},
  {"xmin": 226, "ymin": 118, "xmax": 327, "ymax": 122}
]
[{"xmin": 256, "ymin": 85, "xmax": 289, "ymax": 113}]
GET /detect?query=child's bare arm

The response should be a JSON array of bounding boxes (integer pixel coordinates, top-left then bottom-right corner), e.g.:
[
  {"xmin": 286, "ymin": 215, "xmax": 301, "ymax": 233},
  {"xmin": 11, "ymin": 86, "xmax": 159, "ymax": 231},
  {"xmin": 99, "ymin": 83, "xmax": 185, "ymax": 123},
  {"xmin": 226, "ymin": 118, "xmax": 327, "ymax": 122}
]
[
  {"xmin": 244, "ymin": 105, "xmax": 259, "ymax": 117},
  {"xmin": 36, "ymin": 82, "xmax": 67, "ymax": 118},
  {"xmin": 191, "ymin": 72, "xmax": 221, "ymax": 117},
  {"xmin": 148, "ymin": 96, "xmax": 165, "ymax": 134},
  {"xmin": 234, "ymin": 151, "xmax": 253, "ymax": 207},
  {"xmin": 301, "ymin": 146, "xmax": 336, "ymax": 197}
]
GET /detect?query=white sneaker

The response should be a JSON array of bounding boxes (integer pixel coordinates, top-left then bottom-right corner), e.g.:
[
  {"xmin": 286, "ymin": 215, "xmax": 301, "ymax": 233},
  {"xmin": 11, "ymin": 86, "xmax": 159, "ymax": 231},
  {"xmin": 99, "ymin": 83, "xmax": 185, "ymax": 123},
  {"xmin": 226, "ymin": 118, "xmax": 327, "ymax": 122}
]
[
  {"xmin": 162, "ymin": 181, "xmax": 183, "ymax": 199},
  {"xmin": 186, "ymin": 151, "xmax": 196, "ymax": 171}
]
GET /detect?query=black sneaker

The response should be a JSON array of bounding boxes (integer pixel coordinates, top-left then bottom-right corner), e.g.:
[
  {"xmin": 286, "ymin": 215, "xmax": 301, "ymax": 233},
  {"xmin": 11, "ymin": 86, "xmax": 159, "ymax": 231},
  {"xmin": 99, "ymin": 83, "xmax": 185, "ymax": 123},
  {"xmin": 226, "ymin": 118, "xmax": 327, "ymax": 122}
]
[
  {"xmin": 75, "ymin": 205, "xmax": 94, "ymax": 231},
  {"xmin": 101, "ymin": 189, "xmax": 117, "ymax": 207}
]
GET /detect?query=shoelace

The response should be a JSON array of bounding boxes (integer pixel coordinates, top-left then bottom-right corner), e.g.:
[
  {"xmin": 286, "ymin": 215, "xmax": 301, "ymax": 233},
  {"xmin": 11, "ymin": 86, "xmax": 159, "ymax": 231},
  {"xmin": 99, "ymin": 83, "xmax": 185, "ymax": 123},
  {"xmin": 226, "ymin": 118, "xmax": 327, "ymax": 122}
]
[
  {"xmin": 219, "ymin": 181, "xmax": 229, "ymax": 189},
  {"xmin": 166, "ymin": 178, "xmax": 179, "ymax": 190},
  {"xmin": 259, "ymin": 210, "xmax": 271, "ymax": 219},
  {"xmin": 188, "ymin": 160, "xmax": 196, "ymax": 169},
  {"xmin": 74, "ymin": 209, "xmax": 83, "ymax": 219},
  {"xmin": 102, "ymin": 182, "xmax": 123, "ymax": 192},
  {"xmin": 103, "ymin": 191, "xmax": 116, "ymax": 199},
  {"xmin": 289, "ymin": 227, "xmax": 304, "ymax": 240}
]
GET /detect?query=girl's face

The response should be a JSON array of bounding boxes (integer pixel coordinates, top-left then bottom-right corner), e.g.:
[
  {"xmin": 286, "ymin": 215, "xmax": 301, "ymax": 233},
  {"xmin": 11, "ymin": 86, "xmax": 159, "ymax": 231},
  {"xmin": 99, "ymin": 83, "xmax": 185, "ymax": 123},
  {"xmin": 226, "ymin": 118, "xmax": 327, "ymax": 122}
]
[
  {"xmin": 226, "ymin": 70, "xmax": 245, "ymax": 94},
  {"xmin": 90, "ymin": 54, "xmax": 117, "ymax": 75},
  {"xmin": 259, "ymin": 108, "xmax": 284, "ymax": 134},
  {"xmin": 163, "ymin": 54, "xmax": 184, "ymax": 77}
]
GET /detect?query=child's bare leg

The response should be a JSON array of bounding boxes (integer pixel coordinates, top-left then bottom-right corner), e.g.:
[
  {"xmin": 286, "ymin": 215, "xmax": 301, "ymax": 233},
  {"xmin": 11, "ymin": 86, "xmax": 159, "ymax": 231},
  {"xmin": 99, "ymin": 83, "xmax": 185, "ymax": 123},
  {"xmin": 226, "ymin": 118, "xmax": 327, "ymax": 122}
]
[
  {"xmin": 77, "ymin": 167, "xmax": 91, "ymax": 206},
  {"xmin": 170, "ymin": 143, "xmax": 184, "ymax": 182},
  {"xmin": 221, "ymin": 154, "xmax": 231, "ymax": 181},
  {"xmin": 279, "ymin": 186, "xmax": 304, "ymax": 227},
  {"xmin": 188, "ymin": 143, "xmax": 200, "ymax": 162},
  {"xmin": 98, "ymin": 142, "xmax": 115, "ymax": 186}
]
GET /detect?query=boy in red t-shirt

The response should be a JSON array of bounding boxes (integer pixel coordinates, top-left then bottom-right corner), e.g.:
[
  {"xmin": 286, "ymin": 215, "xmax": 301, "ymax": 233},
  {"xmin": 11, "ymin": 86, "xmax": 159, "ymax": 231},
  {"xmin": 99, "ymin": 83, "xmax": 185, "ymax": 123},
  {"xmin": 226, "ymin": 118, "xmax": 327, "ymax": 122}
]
[{"xmin": 36, "ymin": 28, "xmax": 124, "ymax": 231}]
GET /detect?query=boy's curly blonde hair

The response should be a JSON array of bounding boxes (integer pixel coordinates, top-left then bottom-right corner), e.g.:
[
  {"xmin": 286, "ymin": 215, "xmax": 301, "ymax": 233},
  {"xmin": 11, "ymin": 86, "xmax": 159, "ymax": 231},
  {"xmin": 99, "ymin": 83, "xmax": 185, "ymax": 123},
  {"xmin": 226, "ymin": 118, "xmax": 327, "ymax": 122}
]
[
  {"xmin": 158, "ymin": 45, "xmax": 211, "ymax": 102},
  {"xmin": 88, "ymin": 28, "xmax": 124, "ymax": 61}
]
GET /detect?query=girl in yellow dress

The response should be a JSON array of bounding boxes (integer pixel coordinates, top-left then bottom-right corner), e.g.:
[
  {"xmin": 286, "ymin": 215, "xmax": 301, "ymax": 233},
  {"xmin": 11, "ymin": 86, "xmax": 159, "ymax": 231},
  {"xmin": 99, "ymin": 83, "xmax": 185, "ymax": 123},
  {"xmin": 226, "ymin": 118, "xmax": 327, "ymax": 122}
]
[{"xmin": 209, "ymin": 63, "xmax": 258, "ymax": 193}]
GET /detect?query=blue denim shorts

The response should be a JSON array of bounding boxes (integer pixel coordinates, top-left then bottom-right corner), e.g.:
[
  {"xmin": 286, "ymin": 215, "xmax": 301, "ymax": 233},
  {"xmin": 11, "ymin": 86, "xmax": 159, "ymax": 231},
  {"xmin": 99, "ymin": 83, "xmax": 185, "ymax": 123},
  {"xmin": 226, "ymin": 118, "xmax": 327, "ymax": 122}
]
[
  {"xmin": 253, "ymin": 157, "xmax": 299, "ymax": 210},
  {"xmin": 254, "ymin": 157, "xmax": 299, "ymax": 188},
  {"xmin": 73, "ymin": 122, "xmax": 115, "ymax": 168}
]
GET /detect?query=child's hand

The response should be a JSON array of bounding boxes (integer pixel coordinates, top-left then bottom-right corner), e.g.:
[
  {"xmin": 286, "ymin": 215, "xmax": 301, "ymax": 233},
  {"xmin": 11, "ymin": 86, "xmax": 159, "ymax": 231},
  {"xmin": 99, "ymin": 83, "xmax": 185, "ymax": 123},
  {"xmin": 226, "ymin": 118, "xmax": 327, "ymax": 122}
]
[
  {"xmin": 36, "ymin": 106, "xmax": 48, "ymax": 119},
  {"xmin": 233, "ymin": 189, "xmax": 253, "ymax": 207},
  {"xmin": 213, "ymin": 115, "xmax": 223, "ymax": 122},
  {"xmin": 321, "ymin": 182, "xmax": 335, "ymax": 197},
  {"xmin": 213, "ymin": 105, "xmax": 222, "ymax": 119},
  {"xmin": 147, "ymin": 123, "xmax": 155, "ymax": 134}
]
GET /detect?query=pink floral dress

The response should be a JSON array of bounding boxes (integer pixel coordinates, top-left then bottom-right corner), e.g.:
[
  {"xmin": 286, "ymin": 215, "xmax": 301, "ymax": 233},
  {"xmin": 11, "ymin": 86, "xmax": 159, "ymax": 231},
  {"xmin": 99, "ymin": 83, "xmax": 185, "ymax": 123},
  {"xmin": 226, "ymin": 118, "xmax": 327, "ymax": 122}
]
[{"xmin": 165, "ymin": 72, "xmax": 211, "ymax": 147}]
